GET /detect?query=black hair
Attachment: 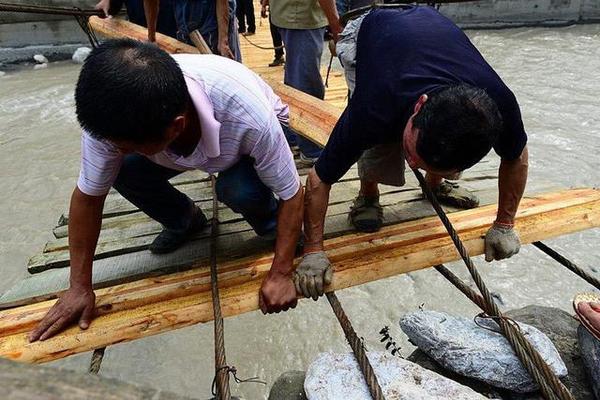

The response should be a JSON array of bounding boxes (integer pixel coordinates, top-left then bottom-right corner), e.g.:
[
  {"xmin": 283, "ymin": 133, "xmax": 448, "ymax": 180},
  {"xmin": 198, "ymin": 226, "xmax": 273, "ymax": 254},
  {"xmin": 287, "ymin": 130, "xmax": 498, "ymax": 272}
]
[
  {"xmin": 75, "ymin": 38, "xmax": 187, "ymax": 143},
  {"xmin": 412, "ymin": 84, "xmax": 502, "ymax": 172}
]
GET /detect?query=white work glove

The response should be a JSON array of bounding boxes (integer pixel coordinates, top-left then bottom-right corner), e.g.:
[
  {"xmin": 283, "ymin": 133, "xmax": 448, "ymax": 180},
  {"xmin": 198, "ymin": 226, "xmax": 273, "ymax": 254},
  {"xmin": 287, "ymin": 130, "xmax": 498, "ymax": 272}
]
[
  {"xmin": 484, "ymin": 222, "xmax": 521, "ymax": 262},
  {"xmin": 294, "ymin": 251, "xmax": 333, "ymax": 300}
]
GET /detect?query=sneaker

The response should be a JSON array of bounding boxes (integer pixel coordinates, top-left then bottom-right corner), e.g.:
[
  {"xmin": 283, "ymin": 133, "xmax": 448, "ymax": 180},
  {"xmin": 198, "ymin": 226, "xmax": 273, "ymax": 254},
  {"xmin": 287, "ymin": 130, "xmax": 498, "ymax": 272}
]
[
  {"xmin": 268, "ymin": 56, "xmax": 285, "ymax": 67},
  {"xmin": 349, "ymin": 195, "xmax": 383, "ymax": 233},
  {"xmin": 429, "ymin": 181, "xmax": 480, "ymax": 209},
  {"xmin": 299, "ymin": 152, "xmax": 319, "ymax": 167},
  {"xmin": 149, "ymin": 206, "xmax": 208, "ymax": 254}
]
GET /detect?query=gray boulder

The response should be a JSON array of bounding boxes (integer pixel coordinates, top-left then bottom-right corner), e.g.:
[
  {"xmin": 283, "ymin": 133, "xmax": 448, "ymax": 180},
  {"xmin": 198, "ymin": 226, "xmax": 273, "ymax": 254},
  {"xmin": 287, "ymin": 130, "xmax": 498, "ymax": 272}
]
[
  {"xmin": 33, "ymin": 54, "xmax": 48, "ymax": 64},
  {"xmin": 72, "ymin": 47, "xmax": 92, "ymax": 64},
  {"xmin": 505, "ymin": 306, "xmax": 594, "ymax": 400},
  {"xmin": 400, "ymin": 310, "xmax": 567, "ymax": 393},
  {"xmin": 304, "ymin": 352, "xmax": 486, "ymax": 400},
  {"xmin": 578, "ymin": 325, "xmax": 600, "ymax": 400},
  {"xmin": 268, "ymin": 371, "xmax": 307, "ymax": 400}
]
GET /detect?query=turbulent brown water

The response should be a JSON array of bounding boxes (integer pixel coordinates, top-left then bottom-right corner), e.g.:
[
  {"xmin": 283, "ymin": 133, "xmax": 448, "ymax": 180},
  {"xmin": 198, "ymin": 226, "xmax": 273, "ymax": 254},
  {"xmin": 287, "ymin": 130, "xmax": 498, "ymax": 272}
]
[{"xmin": 1, "ymin": 25, "xmax": 599, "ymax": 399}]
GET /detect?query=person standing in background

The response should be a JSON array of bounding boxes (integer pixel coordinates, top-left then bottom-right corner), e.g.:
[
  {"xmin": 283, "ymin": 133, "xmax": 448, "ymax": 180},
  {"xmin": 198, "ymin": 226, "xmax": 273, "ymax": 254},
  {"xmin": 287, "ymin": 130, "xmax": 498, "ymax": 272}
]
[
  {"xmin": 260, "ymin": 0, "xmax": 285, "ymax": 67},
  {"xmin": 95, "ymin": 0, "xmax": 178, "ymax": 39},
  {"xmin": 266, "ymin": 0, "xmax": 341, "ymax": 165},
  {"xmin": 144, "ymin": 0, "xmax": 242, "ymax": 61},
  {"xmin": 236, "ymin": 0, "xmax": 256, "ymax": 35}
]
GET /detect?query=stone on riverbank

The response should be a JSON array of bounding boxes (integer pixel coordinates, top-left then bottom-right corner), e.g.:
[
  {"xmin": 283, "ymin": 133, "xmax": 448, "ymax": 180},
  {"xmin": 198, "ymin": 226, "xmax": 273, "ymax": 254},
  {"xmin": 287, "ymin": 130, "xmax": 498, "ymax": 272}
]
[
  {"xmin": 72, "ymin": 47, "xmax": 91, "ymax": 64},
  {"xmin": 33, "ymin": 63, "xmax": 48, "ymax": 70},
  {"xmin": 33, "ymin": 54, "xmax": 48, "ymax": 64},
  {"xmin": 400, "ymin": 310, "xmax": 567, "ymax": 393},
  {"xmin": 578, "ymin": 325, "xmax": 600, "ymax": 400},
  {"xmin": 304, "ymin": 352, "xmax": 486, "ymax": 400},
  {"xmin": 268, "ymin": 371, "xmax": 307, "ymax": 400}
]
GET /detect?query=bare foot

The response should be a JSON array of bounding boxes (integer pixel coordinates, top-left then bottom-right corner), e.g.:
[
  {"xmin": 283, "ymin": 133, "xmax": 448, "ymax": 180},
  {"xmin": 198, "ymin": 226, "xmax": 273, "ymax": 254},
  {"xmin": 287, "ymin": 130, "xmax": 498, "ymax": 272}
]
[{"xmin": 578, "ymin": 301, "xmax": 600, "ymax": 332}]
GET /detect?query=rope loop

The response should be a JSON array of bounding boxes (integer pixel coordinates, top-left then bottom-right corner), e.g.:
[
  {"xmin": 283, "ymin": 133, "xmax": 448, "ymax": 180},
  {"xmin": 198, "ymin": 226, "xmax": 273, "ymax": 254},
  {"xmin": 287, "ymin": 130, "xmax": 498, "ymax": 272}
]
[{"xmin": 211, "ymin": 366, "xmax": 266, "ymax": 396}]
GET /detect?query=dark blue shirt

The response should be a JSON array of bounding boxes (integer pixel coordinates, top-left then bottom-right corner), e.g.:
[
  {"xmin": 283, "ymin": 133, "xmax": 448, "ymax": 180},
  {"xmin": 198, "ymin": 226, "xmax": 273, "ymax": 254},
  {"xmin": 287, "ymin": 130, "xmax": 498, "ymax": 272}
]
[{"xmin": 315, "ymin": 6, "xmax": 527, "ymax": 185}]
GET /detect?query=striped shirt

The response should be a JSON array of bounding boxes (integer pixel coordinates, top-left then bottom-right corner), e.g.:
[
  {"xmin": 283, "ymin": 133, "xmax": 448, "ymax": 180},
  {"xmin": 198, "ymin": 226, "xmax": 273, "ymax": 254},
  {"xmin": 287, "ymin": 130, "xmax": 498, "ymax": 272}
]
[{"xmin": 77, "ymin": 54, "xmax": 300, "ymax": 200}]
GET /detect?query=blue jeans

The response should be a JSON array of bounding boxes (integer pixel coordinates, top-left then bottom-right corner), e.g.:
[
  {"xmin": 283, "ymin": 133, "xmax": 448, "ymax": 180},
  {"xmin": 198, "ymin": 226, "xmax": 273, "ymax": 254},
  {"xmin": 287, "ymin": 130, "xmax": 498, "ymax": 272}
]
[
  {"xmin": 278, "ymin": 27, "xmax": 326, "ymax": 158},
  {"xmin": 113, "ymin": 155, "xmax": 278, "ymax": 236}
]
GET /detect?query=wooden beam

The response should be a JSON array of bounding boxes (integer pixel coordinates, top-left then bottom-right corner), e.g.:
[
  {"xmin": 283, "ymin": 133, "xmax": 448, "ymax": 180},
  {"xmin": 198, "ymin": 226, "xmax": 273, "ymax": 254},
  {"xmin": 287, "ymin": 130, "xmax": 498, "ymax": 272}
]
[{"xmin": 1, "ymin": 188, "xmax": 599, "ymax": 363}]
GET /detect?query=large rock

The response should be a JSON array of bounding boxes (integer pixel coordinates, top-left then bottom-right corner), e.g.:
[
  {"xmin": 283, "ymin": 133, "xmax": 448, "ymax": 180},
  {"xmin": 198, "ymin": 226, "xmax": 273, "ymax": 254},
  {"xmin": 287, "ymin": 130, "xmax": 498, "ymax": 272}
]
[
  {"xmin": 72, "ymin": 47, "xmax": 91, "ymax": 64},
  {"xmin": 269, "ymin": 371, "xmax": 307, "ymax": 400},
  {"xmin": 304, "ymin": 352, "xmax": 486, "ymax": 400},
  {"xmin": 400, "ymin": 310, "xmax": 567, "ymax": 393},
  {"xmin": 506, "ymin": 306, "xmax": 594, "ymax": 400},
  {"xmin": 578, "ymin": 325, "xmax": 600, "ymax": 400}
]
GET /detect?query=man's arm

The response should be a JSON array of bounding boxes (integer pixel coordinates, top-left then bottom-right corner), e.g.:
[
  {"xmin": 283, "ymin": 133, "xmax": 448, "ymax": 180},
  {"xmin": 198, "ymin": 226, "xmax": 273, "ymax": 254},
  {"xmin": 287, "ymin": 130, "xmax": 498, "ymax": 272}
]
[
  {"xmin": 485, "ymin": 145, "xmax": 528, "ymax": 261},
  {"xmin": 29, "ymin": 187, "xmax": 105, "ymax": 341},
  {"xmin": 216, "ymin": 0, "xmax": 235, "ymax": 59},
  {"xmin": 143, "ymin": 0, "xmax": 159, "ymax": 42},
  {"xmin": 304, "ymin": 168, "xmax": 331, "ymax": 255},
  {"xmin": 317, "ymin": 0, "xmax": 342, "ymax": 41},
  {"xmin": 259, "ymin": 186, "xmax": 303, "ymax": 313}
]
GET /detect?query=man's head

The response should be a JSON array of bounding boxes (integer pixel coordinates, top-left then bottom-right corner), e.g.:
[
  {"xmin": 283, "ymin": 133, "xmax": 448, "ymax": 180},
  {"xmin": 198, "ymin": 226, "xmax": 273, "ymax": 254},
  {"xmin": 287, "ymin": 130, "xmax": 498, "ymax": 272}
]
[
  {"xmin": 75, "ymin": 39, "xmax": 188, "ymax": 155},
  {"xmin": 403, "ymin": 85, "xmax": 502, "ymax": 176}
]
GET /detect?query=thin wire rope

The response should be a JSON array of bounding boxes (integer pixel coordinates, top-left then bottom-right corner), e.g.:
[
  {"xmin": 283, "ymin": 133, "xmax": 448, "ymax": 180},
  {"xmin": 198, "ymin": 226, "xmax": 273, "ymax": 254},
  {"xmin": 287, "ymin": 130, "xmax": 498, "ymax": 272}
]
[
  {"xmin": 0, "ymin": 2, "xmax": 103, "ymax": 17},
  {"xmin": 414, "ymin": 168, "xmax": 573, "ymax": 400},
  {"xmin": 88, "ymin": 347, "xmax": 106, "ymax": 374},
  {"xmin": 240, "ymin": 32, "xmax": 284, "ymax": 51},
  {"xmin": 533, "ymin": 241, "xmax": 600, "ymax": 290},
  {"xmin": 209, "ymin": 175, "xmax": 231, "ymax": 400},
  {"xmin": 326, "ymin": 292, "xmax": 385, "ymax": 400}
]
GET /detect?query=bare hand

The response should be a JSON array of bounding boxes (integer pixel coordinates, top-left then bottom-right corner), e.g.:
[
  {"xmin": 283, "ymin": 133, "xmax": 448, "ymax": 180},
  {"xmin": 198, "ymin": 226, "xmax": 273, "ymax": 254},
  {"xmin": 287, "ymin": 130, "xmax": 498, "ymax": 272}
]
[
  {"xmin": 329, "ymin": 20, "xmax": 343, "ymax": 43},
  {"xmin": 218, "ymin": 38, "xmax": 235, "ymax": 59},
  {"xmin": 94, "ymin": 0, "xmax": 111, "ymax": 18},
  {"xmin": 29, "ymin": 286, "xmax": 96, "ymax": 342},
  {"xmin": 259, "ymin": 271, "xmax": 298, "ymax": 314}
]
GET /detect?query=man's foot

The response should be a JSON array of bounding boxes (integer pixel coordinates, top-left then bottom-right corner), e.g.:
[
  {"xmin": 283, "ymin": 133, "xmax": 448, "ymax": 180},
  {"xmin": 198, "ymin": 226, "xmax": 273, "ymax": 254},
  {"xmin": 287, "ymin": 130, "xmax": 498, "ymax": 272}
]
[
  {"xmin": 299, "ymin": 152, "xmax": 319, "ymax": 167},
  {"xmin": 349, "ymin": 195, "xmax": 383, "ymax": 232},
  {"xmin": 242, "ymin": 31, "xmax": 255, "ymax": 36},
  {"xmin": 429, "ymin": 180, "xmax": 480, "ymax": 209},
  {"xmin": 149, "ymin": 206, "xmax": 208, "ymax": 254},
  {"xmin": 268, "ymin": 56, "xmax": 285, "ymax": 67}
]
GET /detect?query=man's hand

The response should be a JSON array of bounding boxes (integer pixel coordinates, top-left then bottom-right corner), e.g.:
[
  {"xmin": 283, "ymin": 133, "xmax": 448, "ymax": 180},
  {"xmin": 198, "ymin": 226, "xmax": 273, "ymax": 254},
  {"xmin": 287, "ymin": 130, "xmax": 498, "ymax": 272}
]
[
  {"xmin": 329, "ymin": 19, "xmax": 343, "ymax": 43},
  {"xmin": 218, "ymin": 37, "xmax": 235, "ymax": 59},
  {"xmin": 484, "ymin": 223, "xmax": 521, "ymax": 262},
  {"xmin": 294, "ymin": 251, "xmax": 333, "ymax": 300},
  {"xmin": 29, "ymin": 286, "xmax": 96, "ymax": 342},
  {"xmin": 95, "ymin": 0, "xmax": 111, "ymax": 17},
  {"xmin": 259, "ymin": 271, "xmax": 298, "ymax": 314}
]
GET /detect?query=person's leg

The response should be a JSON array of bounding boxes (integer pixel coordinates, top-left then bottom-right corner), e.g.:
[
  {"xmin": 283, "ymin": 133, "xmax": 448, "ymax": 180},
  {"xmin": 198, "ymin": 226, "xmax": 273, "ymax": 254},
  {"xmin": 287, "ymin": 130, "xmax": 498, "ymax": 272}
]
[
  {"xmin": 245, "ymin": 0, "xmax": 255, "ymax": 34},
  {"xmin": 278, "ymin": 27, "xmax": 325, "ymax": 159},
  {"xmin": 236, "ymin": 0, "xmax": 246, "ymax": 33},
  {"xmin": 268, "ymin": 16, "xmax": 284, "ymax": 65},
  {"xmin": 215, "ymin": 157, "xmax": 278, "ymax": 236}
]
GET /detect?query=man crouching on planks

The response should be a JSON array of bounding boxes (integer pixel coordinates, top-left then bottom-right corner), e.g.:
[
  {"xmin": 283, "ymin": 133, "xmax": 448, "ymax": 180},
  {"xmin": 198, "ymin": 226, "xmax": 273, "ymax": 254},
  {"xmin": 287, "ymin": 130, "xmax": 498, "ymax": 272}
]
[
  {"xmin": 295, "ymin": 5, "xmax": 529, "ymax": 301},
  {"xmin": 29, "ymin": 38, "xmax": 303, "ymax": 341}
]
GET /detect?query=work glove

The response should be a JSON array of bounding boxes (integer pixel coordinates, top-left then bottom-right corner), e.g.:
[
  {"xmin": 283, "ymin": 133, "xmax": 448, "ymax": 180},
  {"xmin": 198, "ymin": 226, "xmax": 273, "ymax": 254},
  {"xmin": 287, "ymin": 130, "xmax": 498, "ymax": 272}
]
[
  {"xmin": 484, "ymin": 222, "xmax": 521, "ymax": 262},
  {"xmin": 294, "ymin": 251, "xmax": 333, "ymax": 301}
]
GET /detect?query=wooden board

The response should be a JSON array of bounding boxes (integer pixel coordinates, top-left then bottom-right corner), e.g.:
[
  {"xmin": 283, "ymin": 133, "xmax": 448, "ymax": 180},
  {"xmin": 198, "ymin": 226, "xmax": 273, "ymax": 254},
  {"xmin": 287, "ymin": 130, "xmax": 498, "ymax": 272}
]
[{"xmin": 1, "ymin": 188, "xmax": 599, "ymax": 363}]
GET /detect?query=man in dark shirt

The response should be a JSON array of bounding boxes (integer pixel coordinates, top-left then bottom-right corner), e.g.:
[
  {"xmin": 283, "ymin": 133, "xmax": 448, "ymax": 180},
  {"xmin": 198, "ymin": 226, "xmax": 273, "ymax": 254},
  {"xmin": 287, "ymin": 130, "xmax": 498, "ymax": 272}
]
[{"xmin": 294, "ymin": 6, "xmax": 529, "ymax": 300}]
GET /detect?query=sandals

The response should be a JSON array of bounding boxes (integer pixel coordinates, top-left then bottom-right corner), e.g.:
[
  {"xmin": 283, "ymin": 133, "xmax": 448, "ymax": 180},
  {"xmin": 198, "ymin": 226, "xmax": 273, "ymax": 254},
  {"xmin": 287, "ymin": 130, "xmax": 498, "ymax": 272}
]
[
  {"xmin": 573, "ymin": 292, "xmax": 600, "ymax": 341},
  {"xmin": 349, "ymin": 195, "xmax": 383, "ymax": 232}
]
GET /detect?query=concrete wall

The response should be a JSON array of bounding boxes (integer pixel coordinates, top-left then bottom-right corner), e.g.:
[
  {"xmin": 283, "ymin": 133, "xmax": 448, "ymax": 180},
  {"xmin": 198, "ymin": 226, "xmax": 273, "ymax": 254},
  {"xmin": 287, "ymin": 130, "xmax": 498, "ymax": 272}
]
[{"xmin": 440, "ymin": 0, "xmax": 600, "ymax": 28}]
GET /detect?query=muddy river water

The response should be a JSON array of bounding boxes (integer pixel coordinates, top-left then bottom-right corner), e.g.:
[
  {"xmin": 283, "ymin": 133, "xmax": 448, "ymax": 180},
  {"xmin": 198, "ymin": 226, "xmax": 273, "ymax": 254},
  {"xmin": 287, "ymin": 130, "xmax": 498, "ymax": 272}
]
[{"xmin": 0, "ymin": 25, "xmax": 599, "ymax": 399}]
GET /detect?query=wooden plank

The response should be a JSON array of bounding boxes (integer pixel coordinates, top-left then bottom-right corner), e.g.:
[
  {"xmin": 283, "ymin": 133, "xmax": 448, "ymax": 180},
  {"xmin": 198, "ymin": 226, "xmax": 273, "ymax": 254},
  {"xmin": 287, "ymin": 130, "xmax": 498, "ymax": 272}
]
[{"xmin": 1, "ymin": 188, "xmax": 599, "ymax": 363}]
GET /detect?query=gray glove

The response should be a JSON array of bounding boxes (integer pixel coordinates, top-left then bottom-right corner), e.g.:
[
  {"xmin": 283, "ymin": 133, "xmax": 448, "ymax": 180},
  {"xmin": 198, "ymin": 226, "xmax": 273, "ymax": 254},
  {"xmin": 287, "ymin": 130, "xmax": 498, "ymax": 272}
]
[
  {"xmin": 294, "ymin": 251, "xmax": 333, "ymax": 300},
  {"xmin": 484, "ymin": 223, "xmax": 521, "ymax": 262}
]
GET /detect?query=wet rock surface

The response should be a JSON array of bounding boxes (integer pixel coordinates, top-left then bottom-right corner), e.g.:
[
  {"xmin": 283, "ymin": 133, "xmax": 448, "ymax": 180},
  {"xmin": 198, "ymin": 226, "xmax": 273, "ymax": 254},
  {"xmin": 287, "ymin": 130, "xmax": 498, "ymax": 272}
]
[
  {"xmin": 304, "ymin": 352, "xmax": 486, "ymax": 400},
  {"xmin": 268, "ymin": 370, "xmax": 307, "ymax": 400},
  {"xmin": 578, "ymin": 324, "xmax": 600, "ymax": 400},
  {"xmin": 400, "ymin": 310, "xmax": 567, "ymax": 393}
]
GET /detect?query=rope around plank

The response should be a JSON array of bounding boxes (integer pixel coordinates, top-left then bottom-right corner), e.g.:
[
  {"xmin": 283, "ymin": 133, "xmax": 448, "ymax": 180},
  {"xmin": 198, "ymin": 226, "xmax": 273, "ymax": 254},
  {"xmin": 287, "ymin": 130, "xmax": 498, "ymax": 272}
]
[
  {"xmin": 414, "ymin": 169, "xmax": 574, "ymax": 400},
  {"xmin": 326, "ymin": 292, "xmax": 385, "ymax": 400},
  {"xmin": 89, "ymin": 347, "xmax": 106, "ymax": 374},
  {"xmin": 209, "ymin": 175, "xmax": 231, "ymax": 400}
]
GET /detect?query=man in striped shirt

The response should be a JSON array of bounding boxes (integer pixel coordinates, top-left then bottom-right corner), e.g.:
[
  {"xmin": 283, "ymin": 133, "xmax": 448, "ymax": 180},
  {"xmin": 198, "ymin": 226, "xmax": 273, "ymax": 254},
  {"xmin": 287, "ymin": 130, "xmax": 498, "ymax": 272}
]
[{"xmin": 29, "ymin": 39, "xmax": 303, "ymax": 342}]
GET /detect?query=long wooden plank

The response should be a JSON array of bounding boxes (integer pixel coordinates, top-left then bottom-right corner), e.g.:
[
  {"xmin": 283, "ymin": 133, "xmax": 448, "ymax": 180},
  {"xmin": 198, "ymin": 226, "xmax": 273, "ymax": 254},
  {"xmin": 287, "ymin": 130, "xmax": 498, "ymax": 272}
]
[{"xmin": 1, "ymin": 188, "xmax": 599, "ymax": 363}]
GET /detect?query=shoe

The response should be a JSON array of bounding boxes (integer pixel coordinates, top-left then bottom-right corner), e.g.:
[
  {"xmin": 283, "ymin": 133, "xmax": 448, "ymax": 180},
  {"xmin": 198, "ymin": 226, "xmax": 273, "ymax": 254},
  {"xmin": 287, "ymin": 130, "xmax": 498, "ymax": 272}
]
[
  {"xmin": 243, "ymin": 31, "xmax": 255, "ymax": 36},
  {"xmin": 268, "ymin": 56, "xmax": 285, "ymax": 67},
  {"xmin": 429, "ymin": 181, "xmax": 480, "ymax": 209},
  {"xmin": 299, "ymin": 152, "xmax": 319, "ymax": 167},
  {"xmin": 149, "ymin": 206, "xmax": 208, "ymax": 254},
  {"xmin": 349, "ymin": 195, "xmax": 383, "ymax": 233}
]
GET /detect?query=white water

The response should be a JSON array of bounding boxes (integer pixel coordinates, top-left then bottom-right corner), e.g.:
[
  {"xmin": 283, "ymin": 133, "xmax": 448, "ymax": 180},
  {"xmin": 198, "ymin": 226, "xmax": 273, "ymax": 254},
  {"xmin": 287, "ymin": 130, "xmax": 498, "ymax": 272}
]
[{"xmin": 0, "ymin": 25, "xmax": 599, "ymax": 399}]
